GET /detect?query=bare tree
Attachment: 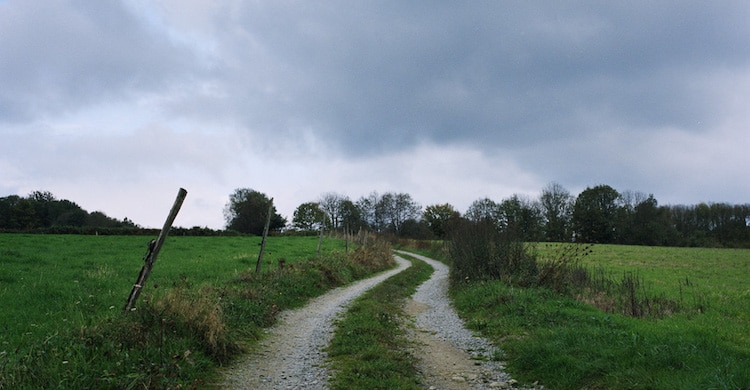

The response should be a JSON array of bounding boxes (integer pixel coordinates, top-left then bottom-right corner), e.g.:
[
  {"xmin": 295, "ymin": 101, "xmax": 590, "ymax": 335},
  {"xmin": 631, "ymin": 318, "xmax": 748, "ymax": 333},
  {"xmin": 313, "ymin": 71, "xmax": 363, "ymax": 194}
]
[
  {"xmin": 356, "ymin": 192, "xmax": 381, "ymax": 231},
  {"xmin": 465, "ymin": 197, "xmax": 500, "ymax": 224},
  {"xmin": 319, "ymin": 192, "xmax": 349, "ymax": 232},
  {"xmin": 376, "ymin": 192, "xmax": 421, "ymax": 234},
  {"xmin": 540, "ymin": 182, "xmax": 574, "ymax": 242}
]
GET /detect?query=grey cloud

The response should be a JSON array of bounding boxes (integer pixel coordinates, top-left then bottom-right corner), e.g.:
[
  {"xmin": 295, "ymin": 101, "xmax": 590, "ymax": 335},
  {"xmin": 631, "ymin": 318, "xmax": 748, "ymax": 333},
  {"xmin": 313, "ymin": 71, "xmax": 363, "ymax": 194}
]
[
  {"xmin": 187, "ymin": 1, "xmax": 749, "ymax": 157},
  {"xmin": 0, "ymin": 1, "xmax": 201, "ymax": 122}
]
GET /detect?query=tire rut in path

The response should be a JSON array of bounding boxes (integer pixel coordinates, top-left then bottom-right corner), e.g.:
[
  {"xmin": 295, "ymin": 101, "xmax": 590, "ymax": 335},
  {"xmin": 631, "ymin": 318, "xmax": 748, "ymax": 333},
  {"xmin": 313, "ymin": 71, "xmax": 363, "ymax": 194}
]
[{"xmin": 220, "ymin": 256, "xmax": 410, "ymax": 389}]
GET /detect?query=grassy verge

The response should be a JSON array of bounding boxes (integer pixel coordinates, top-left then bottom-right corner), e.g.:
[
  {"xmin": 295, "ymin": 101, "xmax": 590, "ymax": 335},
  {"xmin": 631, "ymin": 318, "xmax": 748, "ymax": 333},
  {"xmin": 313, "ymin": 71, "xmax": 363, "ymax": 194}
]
[
  {"xmin": 447, "ymin": 243, "xmax": 750, "ymax": 389},
  {"xmin": 327, "ymin": 253, "xmax": 433, "ymax": 390},
  {"xmin": 0, "ymin": 234, "xmax": 393, "ymax": 389},
  {"xmin": 452, "ymin": 281, "xmax": 749, "ymax": 389}
]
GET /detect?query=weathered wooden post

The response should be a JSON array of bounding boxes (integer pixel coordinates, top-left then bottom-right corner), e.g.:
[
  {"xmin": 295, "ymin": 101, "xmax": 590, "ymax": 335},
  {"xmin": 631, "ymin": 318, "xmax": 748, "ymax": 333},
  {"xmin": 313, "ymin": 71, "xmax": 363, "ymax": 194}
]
[
  {"xmin": 123, "ymin": 188, "xmax": 187, "ymax": 313},
  {"xmin": 345, "ymin": 224, "xmax": 349, "ymax": 254},
  {"xmin": 255, "ymin": 197, "xmax": 274, "ymax": 273},
  {"xmin": 317, "ymin": 225, "xmax": 324, "ymax": 258}
]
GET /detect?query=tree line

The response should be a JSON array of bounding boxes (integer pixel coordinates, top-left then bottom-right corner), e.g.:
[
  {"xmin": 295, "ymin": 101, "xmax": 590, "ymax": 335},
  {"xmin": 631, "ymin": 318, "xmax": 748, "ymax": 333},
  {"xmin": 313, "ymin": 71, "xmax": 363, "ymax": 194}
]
[
  {"xmin": 4, "ymin": 186, "xmax": 748, "ymax": 247},
  {"xmin": 224, "ymin": 188, "xmax": 423, "ymax": 237},
  {"xmin": 261, "ymin": 183, "xmax": 748, "ymax": 248},
  {"xmin": 461, "ymin": 183, "xmax": 749, "ymax": 247},
  {"xmin": 0, "ymin": 191, "xmax": 140, "ymax": 233}
]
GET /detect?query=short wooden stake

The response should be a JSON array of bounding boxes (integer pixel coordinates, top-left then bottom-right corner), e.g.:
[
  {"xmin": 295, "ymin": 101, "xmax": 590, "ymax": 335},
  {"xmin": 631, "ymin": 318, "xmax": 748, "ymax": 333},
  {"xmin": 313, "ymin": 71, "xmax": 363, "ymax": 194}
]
[{"xmin": 123, "ymin": 188, "xmax": 187, "ymax": 313}]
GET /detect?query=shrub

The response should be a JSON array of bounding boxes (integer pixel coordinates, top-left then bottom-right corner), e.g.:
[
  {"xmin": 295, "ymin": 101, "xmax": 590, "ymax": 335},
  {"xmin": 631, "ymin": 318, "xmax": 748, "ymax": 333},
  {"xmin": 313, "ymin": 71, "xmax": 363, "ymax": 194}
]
[
  {"xmin": 536, "ymin": 243, "xmax": 593, "ymax": 294},
  {"xmin": 447, "ymin": 220, "xmax": 537, "ymax": 285}
]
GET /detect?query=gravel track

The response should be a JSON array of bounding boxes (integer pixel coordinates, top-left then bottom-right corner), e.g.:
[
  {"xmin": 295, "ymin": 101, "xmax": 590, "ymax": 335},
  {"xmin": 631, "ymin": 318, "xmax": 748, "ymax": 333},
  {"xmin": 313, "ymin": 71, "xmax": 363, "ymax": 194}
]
[
  {"xmin": 398, "ymin": 251, "xmax": 533, "ymax": 389},
  {"xmin": 220, "ymin": 256, "xmax": 411, "ymax": 389},
  {"xmin": 221, "ymin": 251, "xmax": 535, "ymax": 389}
]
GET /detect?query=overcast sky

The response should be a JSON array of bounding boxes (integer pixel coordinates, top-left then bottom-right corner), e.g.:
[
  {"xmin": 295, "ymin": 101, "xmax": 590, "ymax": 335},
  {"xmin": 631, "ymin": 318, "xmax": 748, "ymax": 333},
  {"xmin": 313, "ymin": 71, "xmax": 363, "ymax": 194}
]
[{"xmin": 2, "ymin": 1, "xmax": 749, "ymax": 229}]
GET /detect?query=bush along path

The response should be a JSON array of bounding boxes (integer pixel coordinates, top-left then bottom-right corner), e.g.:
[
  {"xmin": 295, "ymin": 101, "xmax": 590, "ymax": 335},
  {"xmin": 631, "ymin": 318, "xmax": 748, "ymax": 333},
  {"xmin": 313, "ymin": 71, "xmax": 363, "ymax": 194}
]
[
  {"xmin": 398, "ymin": 251, "xmax": 539, "ymax": 390},
  {"xmin": 220, "ymin": 256, "xmax": 411, "ymax": 389}
]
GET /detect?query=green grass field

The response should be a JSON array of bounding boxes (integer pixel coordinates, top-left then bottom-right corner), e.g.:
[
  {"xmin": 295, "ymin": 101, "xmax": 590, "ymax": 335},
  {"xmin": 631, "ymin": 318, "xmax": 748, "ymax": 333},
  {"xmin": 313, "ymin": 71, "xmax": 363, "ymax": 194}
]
[
  {"xmin": 0, "ymin": 234, "xmax": 345, "ymax": 349},
  {"xmin": 0, "ymin": 233, "xmax": 358, "ymax": 388},
  {"xmin": 538, "ymin": 243, "xmax": 750, "ymax": 348},
  {"xmin": 451, "ymin": 243, "xmax": 750, "ymax": 389},
  {"xmin": 5, "ymin": 235, "xmax": 749, "ymax": 389}
]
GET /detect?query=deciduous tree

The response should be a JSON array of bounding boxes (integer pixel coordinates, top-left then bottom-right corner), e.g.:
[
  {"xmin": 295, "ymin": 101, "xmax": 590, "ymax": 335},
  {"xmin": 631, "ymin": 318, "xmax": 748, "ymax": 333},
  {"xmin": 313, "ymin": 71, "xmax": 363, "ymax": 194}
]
[
  {"xmin": 224, "ymin": 188, "xmax": 286, "ymax": 235},
  {"xmin": 573, "ymin": 185, "xmax": 620, "ymax": 243},
  {"xmin": 319, "ymin": 192, "xmax": 349, "ymax": 231},
  {"xmin": 540, "ymin": 182, "xmax": 574, "ymax": 242},
  {"xmin": 423, "ymin": 203, "xmax": 460, "ymax": 238},
  {"xmin": 498, "ymin": 194, "xmax": 543, "ymax": 242},
  {"xmin": 292, "ymin": 202, "xmax": 326, "ymax": 231},
  {"xmin": 465, "ymin": 198, "xmax": 500, "ymax": 226},
  {"xmin": 376, "ymin": 192, "xmax": 421, "ymax": 234}
]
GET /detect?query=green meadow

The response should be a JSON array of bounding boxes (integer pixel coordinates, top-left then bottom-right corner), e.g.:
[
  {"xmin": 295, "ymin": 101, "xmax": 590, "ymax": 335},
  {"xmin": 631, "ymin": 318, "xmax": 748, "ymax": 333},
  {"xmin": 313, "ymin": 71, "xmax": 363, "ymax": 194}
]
[
  {"xmin": 451, "ymin": 243, "xmax": 750, "ymax": 389},
  {"xmin": 4, "ymin": 234, "xmax": 750, "ymax": 389},
  {"xmin": 0, "ymin": 233, "xmax": 363, "ymax": 388},
  {"xmin": 0, "ymin": 234, "xmax": 345, "ymax": 347}
]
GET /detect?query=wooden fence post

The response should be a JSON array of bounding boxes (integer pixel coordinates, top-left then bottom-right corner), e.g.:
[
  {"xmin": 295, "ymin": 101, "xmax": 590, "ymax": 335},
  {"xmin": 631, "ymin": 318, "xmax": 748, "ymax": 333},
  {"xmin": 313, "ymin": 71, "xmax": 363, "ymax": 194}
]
[
  {"xmin": 123, "ymin": 188, "xmax": 187, "ymax": 313},
  {"xmin": 255, "ymin": 197, "xmax": 273, "ymax": 273},
  {"xmin": 317, "ymin": 225, "xmax": 324, "ymax": 258},
  {"xmin": 345, "ymin": 224, "xmax": 349, "ymax": 254}
]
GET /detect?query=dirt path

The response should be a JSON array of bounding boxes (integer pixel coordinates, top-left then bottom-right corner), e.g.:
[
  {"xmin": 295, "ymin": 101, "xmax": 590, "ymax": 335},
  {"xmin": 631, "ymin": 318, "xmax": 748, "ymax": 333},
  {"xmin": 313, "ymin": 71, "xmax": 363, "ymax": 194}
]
[
  {"xmin": 399, "ymin": 251, "xmax": 522, "ymax": 390},
  {"xmin": 405, "ymin": 299, "xmax": 492, "ymax": 389},
  {"xmin": 220, "ymin": 256, "xmax": 411, "ymax": 389}
]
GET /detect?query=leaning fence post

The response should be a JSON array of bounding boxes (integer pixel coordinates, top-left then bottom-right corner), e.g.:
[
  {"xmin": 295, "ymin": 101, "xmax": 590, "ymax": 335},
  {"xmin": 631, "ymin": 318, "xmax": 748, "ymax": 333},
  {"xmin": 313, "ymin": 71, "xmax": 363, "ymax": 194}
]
[
  {"xmin": 255, "ymin": 197, "xmax": 274, "ymax": 274},
  {"xmin": 123, "ymin": 188, "xmax": 188, "ymax": 313}
]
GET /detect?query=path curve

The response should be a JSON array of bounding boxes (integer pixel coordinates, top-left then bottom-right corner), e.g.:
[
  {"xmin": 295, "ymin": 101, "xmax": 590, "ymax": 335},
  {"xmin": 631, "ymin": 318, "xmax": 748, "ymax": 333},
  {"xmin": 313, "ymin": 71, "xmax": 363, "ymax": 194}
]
[
  {"xmin": 398, "ymin": 250, "xmax": 525, "ymax": 389},
  {"xmin": 220, "ymin": 256, "xmax": 411, "ymax": 389}
]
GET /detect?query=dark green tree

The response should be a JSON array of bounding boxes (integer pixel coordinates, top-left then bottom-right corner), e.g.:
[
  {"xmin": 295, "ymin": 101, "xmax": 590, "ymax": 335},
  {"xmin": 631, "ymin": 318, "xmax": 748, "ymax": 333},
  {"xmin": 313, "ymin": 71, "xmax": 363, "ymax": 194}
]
[
  {"xmin": 30, "ymin": 190, "xmax": 56, "ymax": 227},
  {"xmin": 573, "ymin": 185, "xmax": 621, "ymax": 243},
  {"xmin": 398, "ymin": 218, "xmax": 433, "ymax": 239},
  {"xmin": 11, "ymin": 198, "xmax": 38, "ymax": 229},
  {"xmin": 630, "ymin": 195, "xmax": 678, "ymax": 246},
  {"xmin": 356, "ymin": 192, "xmax": 421, "ymax": 233},
  {"xmin": 498, "ymin": 194, "xmax": 544, "ymax": 242},
  {"xmin": 224, "ymin": 188, "xmax": 286, "ymax": 235},
  {"xmin": 292, "ymin": 202, "xmax": 326, "ymax": 231},
  {"xmin": 86, "ymin": 211, "xmax": 123, "ymax": 228},
  {"xmin": 423, "ymin": 203, "xmax": 461, "ymax": 238},
  {"xmin": 0, "ymin": 195, "xmax": 22, "ymax": 229},
  {"xmin": 339, "ymin": 199, "xmax": 365, "ymax": 232},
  {"xmin": 708, "ymin": 203, "xmax": 750, "ymax": 246}
]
